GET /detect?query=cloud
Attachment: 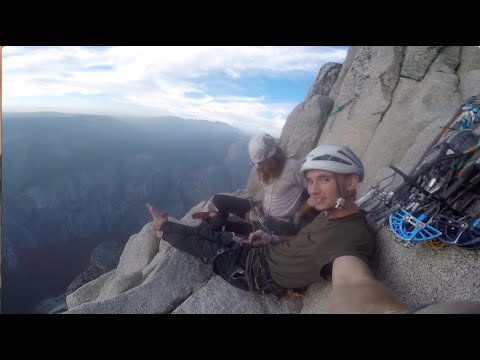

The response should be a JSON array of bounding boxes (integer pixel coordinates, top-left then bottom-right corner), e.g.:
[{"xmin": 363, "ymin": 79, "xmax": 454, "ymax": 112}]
[{"xmin": 3, "ymin": 46, "xmax": 347, "ymax": 136}]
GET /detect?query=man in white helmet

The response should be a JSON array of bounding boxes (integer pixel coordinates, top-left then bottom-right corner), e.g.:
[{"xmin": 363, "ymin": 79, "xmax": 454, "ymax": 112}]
[
  {"xmin": 244, "ymin": 143, "xmax": 411, "ymax": 312},
  {"xmin": 195, "ymin": 133, "xmax": 314, "ymax": 236}
]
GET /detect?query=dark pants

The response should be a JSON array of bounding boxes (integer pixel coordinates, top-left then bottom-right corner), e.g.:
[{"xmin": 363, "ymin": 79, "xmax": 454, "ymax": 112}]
[
  {"xmin": 212, "ymin": 194, "xmax": 254, "ymax": 219},
  {"xmin": 211, "ymin": 194, "xmax": 257, "ymax": 235},
  {"xmin": 211, "ymin": 194, "xmax": 297, "ymax": 236},
  {"xmin": 160, "ymin": 220, "xmax": 251, "ymax": 291}
]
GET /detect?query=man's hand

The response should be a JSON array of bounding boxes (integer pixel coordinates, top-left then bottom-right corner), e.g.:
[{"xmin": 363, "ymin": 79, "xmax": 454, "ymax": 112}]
[{"xmin": 242, "ymin": 230, "xmax": 280, "ymax": 247}]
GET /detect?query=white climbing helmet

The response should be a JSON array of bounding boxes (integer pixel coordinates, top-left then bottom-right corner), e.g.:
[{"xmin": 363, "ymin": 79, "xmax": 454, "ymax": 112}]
[
  {"xmin": 248, "ymin": 133, "xmax": 278, "ymax": 163},
  {"xmin": 300, "ymin": 144, "xmax": 364, "ymax": 182}
]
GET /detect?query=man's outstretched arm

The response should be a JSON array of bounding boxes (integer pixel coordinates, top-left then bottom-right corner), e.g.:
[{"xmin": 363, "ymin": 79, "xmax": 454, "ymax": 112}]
[{"xmin": 327, "ymin": 256, "xmax": 410, "ymax": 314}]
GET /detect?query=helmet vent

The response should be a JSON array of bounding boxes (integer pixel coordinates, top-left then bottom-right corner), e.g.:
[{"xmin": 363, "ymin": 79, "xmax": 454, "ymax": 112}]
[
  {"xmin": 312, "ymin": 154, "xmax": 352, "ymax": 165},
  {"xmin": 338, "ymin": 150, "xmax": 359, "ymax": 165}
]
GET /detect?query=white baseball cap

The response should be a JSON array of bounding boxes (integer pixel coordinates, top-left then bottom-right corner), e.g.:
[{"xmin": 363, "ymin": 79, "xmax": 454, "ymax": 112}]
[{"xmin": 248, "ymin": 133, "xmax": 279, "ymax": 163}]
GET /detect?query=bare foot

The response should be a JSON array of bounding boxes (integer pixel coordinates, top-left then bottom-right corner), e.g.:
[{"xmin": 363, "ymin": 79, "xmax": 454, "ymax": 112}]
[{"xmin": 146, "ymin": 203, "xmax": 168, "ymax": 235}]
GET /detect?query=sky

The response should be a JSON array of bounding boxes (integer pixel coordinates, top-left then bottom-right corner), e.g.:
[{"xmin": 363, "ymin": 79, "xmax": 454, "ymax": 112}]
[{"xmin": 2, "ymin": 46, "xmax": 348, "ymax": 136}]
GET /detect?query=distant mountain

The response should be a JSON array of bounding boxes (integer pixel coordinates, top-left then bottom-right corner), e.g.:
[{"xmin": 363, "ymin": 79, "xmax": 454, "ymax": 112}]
[{"xmin": 2, "ymin": 112, "xmax": 253, "ymax": 313}]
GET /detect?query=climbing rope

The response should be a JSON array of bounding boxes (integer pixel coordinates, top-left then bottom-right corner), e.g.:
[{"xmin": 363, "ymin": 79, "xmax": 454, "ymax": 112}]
[
  {"xmin": 286, "ymin": 288, "xmax": 305, "ymax": 299},
  {"xmin": 329, "ymin": 94, "xmax": 359, "ymax": 132},
  {"xmin": 269, "ymin": 288, "xmax": 305, "ymax": 302},
  {"xmin": 423, "ymin": 238, "xmax": 449, "ymax": 250}
]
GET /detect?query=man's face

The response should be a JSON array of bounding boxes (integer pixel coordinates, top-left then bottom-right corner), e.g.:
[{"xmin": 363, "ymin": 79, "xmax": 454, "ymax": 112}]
[{"xmin": 305, "ymin": 169, "xmax": 339, "ymax": 211}]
